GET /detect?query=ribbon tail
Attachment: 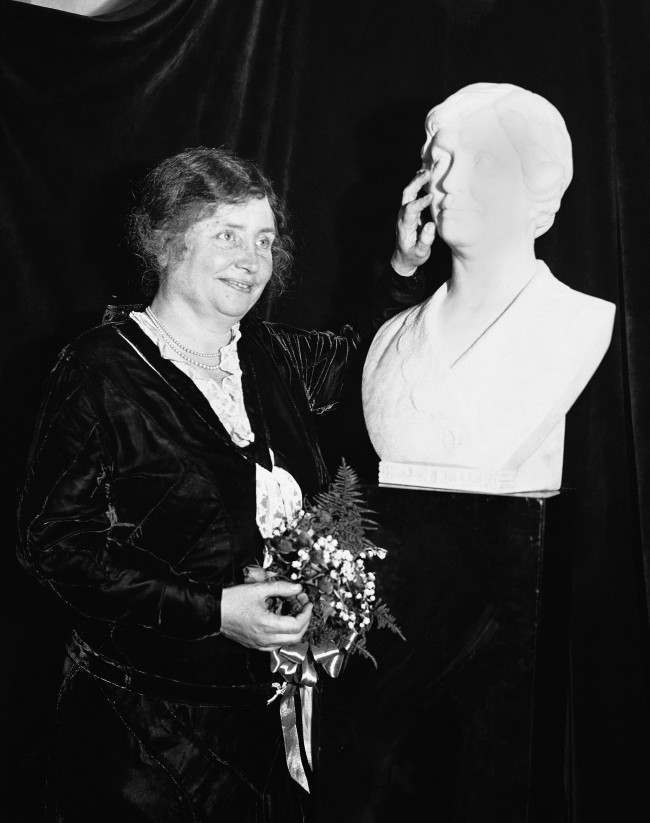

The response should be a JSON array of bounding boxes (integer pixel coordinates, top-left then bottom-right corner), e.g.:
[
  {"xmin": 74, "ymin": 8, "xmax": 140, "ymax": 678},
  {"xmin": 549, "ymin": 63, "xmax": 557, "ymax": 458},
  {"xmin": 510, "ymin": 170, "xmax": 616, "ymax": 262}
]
[
  {"xmin": 300, "ymin": 684, "xmax": 313, "ymax": 770},
  {"xmin": 279, "ymin": 688, "xmax": 310, "ymax": 793}
]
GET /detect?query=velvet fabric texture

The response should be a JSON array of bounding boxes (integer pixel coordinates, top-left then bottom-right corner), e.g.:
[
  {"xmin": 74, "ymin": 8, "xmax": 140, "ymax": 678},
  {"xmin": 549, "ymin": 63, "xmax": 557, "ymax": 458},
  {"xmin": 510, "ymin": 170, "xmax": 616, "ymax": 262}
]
[
  {"xmin": 49, "ymin": 654, "xmax": 309, "ymax": 823},
  {"xmin": 2, "ymin": 1, "xmax": 650, "ymax": 820},
  {"xmin": 17, "ymin": 310, "xmax": 356, "ymax": 819},
  {"xmin": 16, "ymin": 269, "xmax": 415, "ymax": 820},
  {"xmin": 18, "ymin": 311, "xmax": 353, "ymax": 680}
]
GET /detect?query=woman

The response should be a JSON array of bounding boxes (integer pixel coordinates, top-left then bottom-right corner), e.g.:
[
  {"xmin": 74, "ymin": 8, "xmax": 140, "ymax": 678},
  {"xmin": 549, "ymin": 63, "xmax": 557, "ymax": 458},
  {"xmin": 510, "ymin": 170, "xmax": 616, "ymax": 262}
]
[{"xmin": 17, "ymin": 148, "xmax": 432, "ymax": 822}]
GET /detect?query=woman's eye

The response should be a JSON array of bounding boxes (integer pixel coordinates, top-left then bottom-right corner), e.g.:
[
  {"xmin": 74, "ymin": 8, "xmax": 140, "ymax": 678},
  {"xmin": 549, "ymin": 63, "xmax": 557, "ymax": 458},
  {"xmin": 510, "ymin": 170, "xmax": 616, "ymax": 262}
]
[
  {"xmin": 257, "ymin": 236, "xmax": 274, "ymax": 250},
  {"xmin": 216, "ymin": 231, "xmax": 235, "ymax": 243}
]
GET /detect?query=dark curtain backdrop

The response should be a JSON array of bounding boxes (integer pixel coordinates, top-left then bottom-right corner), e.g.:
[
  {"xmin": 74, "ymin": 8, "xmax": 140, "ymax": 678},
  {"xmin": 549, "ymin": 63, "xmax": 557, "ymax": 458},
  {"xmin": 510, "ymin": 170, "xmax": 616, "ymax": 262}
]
[{"xmin": 1, "ymin": 0, "xmax": 648, "ymax": 820}]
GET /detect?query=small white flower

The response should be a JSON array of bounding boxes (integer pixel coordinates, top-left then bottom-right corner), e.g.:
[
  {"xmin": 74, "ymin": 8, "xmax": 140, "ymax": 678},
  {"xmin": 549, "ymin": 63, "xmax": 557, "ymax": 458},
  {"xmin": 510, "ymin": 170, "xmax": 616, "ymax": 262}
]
[
  {"xmin": 290, "ymin": 573, "xmax": 299, "ymax": 580},
  {"xmin": 291, "ymin": 560, "xmax": 302, "ymax": 568}
]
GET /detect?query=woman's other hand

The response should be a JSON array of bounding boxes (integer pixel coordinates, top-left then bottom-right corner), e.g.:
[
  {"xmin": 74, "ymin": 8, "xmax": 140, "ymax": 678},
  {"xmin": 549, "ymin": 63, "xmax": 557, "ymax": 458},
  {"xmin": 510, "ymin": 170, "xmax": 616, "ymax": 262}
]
[
  {"xmin": 391, "ymin": 169, "xmax": 436, "ymax": 277},
  {"xmin": 220, "ymin": 581, "xmax": 313, "ymax": 651}
]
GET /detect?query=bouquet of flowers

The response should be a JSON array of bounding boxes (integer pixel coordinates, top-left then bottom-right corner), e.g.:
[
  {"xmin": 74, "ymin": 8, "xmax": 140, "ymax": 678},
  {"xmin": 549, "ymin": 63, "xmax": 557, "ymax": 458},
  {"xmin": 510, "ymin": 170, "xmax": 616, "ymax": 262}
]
[
  {"xmin": 260, "ymin": 459, "xmax": 404, "ymax": 665},
  {"xmin": 249, "ymin": 460, "xmax": 404, "ymax": 792}
]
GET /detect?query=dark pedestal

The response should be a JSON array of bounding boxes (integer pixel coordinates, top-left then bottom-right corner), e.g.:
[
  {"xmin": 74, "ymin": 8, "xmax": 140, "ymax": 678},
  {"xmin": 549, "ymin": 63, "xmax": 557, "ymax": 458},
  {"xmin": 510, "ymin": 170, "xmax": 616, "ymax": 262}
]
[{"xmin": 319, "ymin": 487, "xmax": 571, "ymax": 823}]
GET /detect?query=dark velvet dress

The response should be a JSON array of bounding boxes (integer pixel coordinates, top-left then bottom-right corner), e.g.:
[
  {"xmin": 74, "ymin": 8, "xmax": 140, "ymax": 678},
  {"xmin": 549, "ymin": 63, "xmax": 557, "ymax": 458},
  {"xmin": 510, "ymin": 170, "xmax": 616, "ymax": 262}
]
[
  {"xmin": 17, "ymin": 309, "xmax": 354, "ymax": 821},
  {"xmin": 16, "ymin": 272, "xmax": 423, "ymax": 823}
]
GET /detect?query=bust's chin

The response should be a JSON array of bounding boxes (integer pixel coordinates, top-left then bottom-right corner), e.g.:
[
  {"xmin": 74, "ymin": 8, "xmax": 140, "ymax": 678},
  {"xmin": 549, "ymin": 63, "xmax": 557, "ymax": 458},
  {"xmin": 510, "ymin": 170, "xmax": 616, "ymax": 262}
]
[
  {"xmin": 436, "ymin": 219, "xmax": 484, "ymax": 251},
  {"xmin": 437, "ymin": 217, "xmax": 533, "ymax": 258}
]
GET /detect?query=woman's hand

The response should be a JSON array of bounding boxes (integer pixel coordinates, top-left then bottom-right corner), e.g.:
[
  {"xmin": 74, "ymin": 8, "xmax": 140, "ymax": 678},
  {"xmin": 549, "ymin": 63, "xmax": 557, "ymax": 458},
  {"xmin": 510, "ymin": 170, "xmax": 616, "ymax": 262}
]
[
  {"xmin": 220, "ymin": 580, "xmax": 313, "ymax": 651},
  {"xmin": 391, "ymin": 168, "xmax": 436, "ymax": 277}
]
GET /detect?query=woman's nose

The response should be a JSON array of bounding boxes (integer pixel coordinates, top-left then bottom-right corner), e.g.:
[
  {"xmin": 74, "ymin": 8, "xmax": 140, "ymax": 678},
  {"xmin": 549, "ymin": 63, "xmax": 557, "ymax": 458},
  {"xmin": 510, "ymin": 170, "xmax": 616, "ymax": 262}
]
[{"xmin": 235, "ymin": 242, "xmax": 259, "ymax": 272}]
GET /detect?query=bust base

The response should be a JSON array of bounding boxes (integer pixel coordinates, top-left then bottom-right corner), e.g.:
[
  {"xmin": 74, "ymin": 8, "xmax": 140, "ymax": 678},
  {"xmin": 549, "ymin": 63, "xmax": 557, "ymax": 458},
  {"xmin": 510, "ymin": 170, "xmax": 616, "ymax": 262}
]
[{"xmin": 378, "ymin": 459, "xmax": 560, "ymax": 495}]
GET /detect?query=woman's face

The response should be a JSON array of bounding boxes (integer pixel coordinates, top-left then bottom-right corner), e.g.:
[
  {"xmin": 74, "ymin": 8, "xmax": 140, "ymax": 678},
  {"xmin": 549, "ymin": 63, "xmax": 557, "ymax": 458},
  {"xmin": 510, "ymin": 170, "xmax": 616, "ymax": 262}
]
[{"xmin": 163, "ymin": 197, "xmax": 276, "ymax": 325}]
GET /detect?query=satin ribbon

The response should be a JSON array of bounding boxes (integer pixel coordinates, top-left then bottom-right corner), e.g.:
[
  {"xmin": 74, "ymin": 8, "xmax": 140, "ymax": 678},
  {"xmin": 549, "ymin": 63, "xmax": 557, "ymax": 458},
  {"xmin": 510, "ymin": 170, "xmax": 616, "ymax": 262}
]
[{"xmin": 269, "ymin": 633, "xmax": 357, "ymax": 792}]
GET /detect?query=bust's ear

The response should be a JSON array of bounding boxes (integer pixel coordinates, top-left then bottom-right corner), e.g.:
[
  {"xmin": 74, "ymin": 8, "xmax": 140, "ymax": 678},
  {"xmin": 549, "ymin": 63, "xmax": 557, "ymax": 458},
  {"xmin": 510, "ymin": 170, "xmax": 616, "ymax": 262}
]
[{"xmin": 533, "ymin": 207, "xmax": 557, "ymax": 239}]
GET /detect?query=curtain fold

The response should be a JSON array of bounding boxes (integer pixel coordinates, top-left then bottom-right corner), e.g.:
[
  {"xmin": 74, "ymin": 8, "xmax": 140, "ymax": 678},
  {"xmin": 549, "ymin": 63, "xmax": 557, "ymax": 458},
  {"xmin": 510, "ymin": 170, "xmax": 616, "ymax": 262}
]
[{"xmin": 599, "ymin": 0, "xmax": 650, "ymax": 618}]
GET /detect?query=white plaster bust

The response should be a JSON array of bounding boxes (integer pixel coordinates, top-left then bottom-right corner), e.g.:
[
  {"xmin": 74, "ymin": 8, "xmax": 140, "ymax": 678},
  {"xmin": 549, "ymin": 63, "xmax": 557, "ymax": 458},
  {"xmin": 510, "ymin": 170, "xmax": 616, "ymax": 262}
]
[{"xmin": 363, "ymin": 83, "xmax": 615, "ymax": 494}]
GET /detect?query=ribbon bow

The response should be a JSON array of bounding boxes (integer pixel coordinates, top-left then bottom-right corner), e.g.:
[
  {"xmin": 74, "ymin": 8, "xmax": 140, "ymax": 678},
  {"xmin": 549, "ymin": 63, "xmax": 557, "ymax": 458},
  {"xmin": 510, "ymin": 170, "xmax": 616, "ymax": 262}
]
[{"xmin": 269, "ymin": 634, "xmax": 356, "ymax": 792}]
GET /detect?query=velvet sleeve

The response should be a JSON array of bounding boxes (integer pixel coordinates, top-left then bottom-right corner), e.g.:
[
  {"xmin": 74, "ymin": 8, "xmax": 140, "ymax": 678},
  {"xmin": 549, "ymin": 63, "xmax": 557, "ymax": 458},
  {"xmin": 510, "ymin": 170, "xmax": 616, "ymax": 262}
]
[
  {"xmin": 362, "ymin": 264, "xmax": 429, "ymax": 339},
  {"xmin": 264, "ymin": 265, "xmax": 426, "ymax": 414},
  {"xmin": 263, "ymin": 323, "xmax": 358, "ymax": 415},
  {"xmin": 17, "ymin": 347, "xmax": 223, "ymax": 640}
]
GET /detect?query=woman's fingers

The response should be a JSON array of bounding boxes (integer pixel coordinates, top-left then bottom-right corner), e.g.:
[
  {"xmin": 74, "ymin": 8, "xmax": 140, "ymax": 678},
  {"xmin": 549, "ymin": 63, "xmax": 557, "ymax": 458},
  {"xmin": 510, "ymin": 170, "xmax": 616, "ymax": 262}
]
[
  {"xmin": 415, "ymin": 220, "xmax": 436, "ymax": 253},
  {"xmin": 255, "ymin": 612, "xmax": 314, "ymax": 651},
  {"xmin": 398, "ymin": 192, "xmax": 434, "ymax": 233},
  {"xmin": 401, "ymin": 168, "xmax": 431, "ymax": 205},
  {"xmin": 220, "ymin": 581, "xmax": 314, "ymax": 651},
  {"xmin": 259, "ymin": 580, "xmax": 303, "ymax": 599},
  {"xmin": 263, "ymin": 602, "xmax": 313, "ymax": 632},
  {"xmin": 391, "ymin": 169, "xmax": 436, "ymax": 276}
]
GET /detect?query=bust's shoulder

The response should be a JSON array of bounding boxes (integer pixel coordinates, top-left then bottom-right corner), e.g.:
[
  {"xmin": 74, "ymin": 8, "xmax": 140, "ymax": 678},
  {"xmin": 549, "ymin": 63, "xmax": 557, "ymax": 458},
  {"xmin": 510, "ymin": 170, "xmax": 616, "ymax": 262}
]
[
  {"xmin": 538, "ymin": 264, "xmax": 616, "ymax": 331},
  {"xmin": 368, "ymin": 290, "xmax": 438, "ymax": 353}
]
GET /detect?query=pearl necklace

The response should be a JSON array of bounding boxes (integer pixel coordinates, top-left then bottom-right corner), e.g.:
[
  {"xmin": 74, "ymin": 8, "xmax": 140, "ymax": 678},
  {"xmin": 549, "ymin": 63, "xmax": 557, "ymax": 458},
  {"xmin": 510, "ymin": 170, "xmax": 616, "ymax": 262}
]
[{"xmin": 145, "ymin": 307, "xmax": 230, "ymax": 372}]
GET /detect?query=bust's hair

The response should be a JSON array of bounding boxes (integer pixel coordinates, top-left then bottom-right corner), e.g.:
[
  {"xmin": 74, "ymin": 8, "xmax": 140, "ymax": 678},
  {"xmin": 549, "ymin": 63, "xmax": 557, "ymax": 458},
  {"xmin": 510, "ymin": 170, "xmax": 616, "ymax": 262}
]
[
  {"xmin": 130, "ymin": 147, "xmax": 293, "ymax": 298},
  {"xmin": 421, "ymin": 83, "xmax": 573, "ymax": 238}
]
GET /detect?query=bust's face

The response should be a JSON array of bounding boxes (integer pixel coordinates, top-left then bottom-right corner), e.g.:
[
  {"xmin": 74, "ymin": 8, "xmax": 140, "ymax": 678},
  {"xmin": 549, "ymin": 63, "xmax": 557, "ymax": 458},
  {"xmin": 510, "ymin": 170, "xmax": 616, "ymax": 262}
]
[{"xmin": 425, "ymin": 106, "xmax": 531, "ymax": 252}]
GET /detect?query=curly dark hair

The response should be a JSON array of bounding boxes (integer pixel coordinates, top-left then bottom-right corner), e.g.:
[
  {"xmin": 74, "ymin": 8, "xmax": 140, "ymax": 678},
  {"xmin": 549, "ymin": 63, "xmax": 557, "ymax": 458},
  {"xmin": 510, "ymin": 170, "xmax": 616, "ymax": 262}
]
[{"xmin": 130, "ymin": 147, "xmax": 293, "ymax": 298}]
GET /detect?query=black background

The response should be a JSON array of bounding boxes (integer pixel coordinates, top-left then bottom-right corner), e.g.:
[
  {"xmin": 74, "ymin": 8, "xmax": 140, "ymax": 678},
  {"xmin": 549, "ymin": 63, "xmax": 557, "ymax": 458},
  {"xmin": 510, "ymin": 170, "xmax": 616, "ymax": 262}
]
[{"xmin": 1, "ymin": 1, "xmax": 649, "ymax": 819}]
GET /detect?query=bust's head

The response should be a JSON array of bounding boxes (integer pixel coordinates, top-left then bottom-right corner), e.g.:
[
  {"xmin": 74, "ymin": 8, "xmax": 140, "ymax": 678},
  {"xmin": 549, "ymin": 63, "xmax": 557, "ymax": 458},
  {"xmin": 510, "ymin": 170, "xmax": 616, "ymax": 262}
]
[{"xmin": 421, "ymin": 83, "xmax": 573, "ymax": 251}]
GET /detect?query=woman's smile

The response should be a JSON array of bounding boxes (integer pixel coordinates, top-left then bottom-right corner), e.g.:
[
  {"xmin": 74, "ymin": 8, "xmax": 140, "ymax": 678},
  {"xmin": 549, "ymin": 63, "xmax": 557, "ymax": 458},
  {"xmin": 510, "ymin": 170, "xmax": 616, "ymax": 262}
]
[{"xmin": 219, "ymin": 277, "xmax": 255, "ymax": 293}]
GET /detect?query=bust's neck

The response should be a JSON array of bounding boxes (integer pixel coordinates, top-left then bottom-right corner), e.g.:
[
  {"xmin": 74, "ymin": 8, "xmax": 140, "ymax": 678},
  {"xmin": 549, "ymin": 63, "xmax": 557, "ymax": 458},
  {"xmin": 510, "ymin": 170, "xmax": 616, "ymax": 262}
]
[{"xmin": 447, "ymin": 240, "xmax": 537, "ymax": 310}]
